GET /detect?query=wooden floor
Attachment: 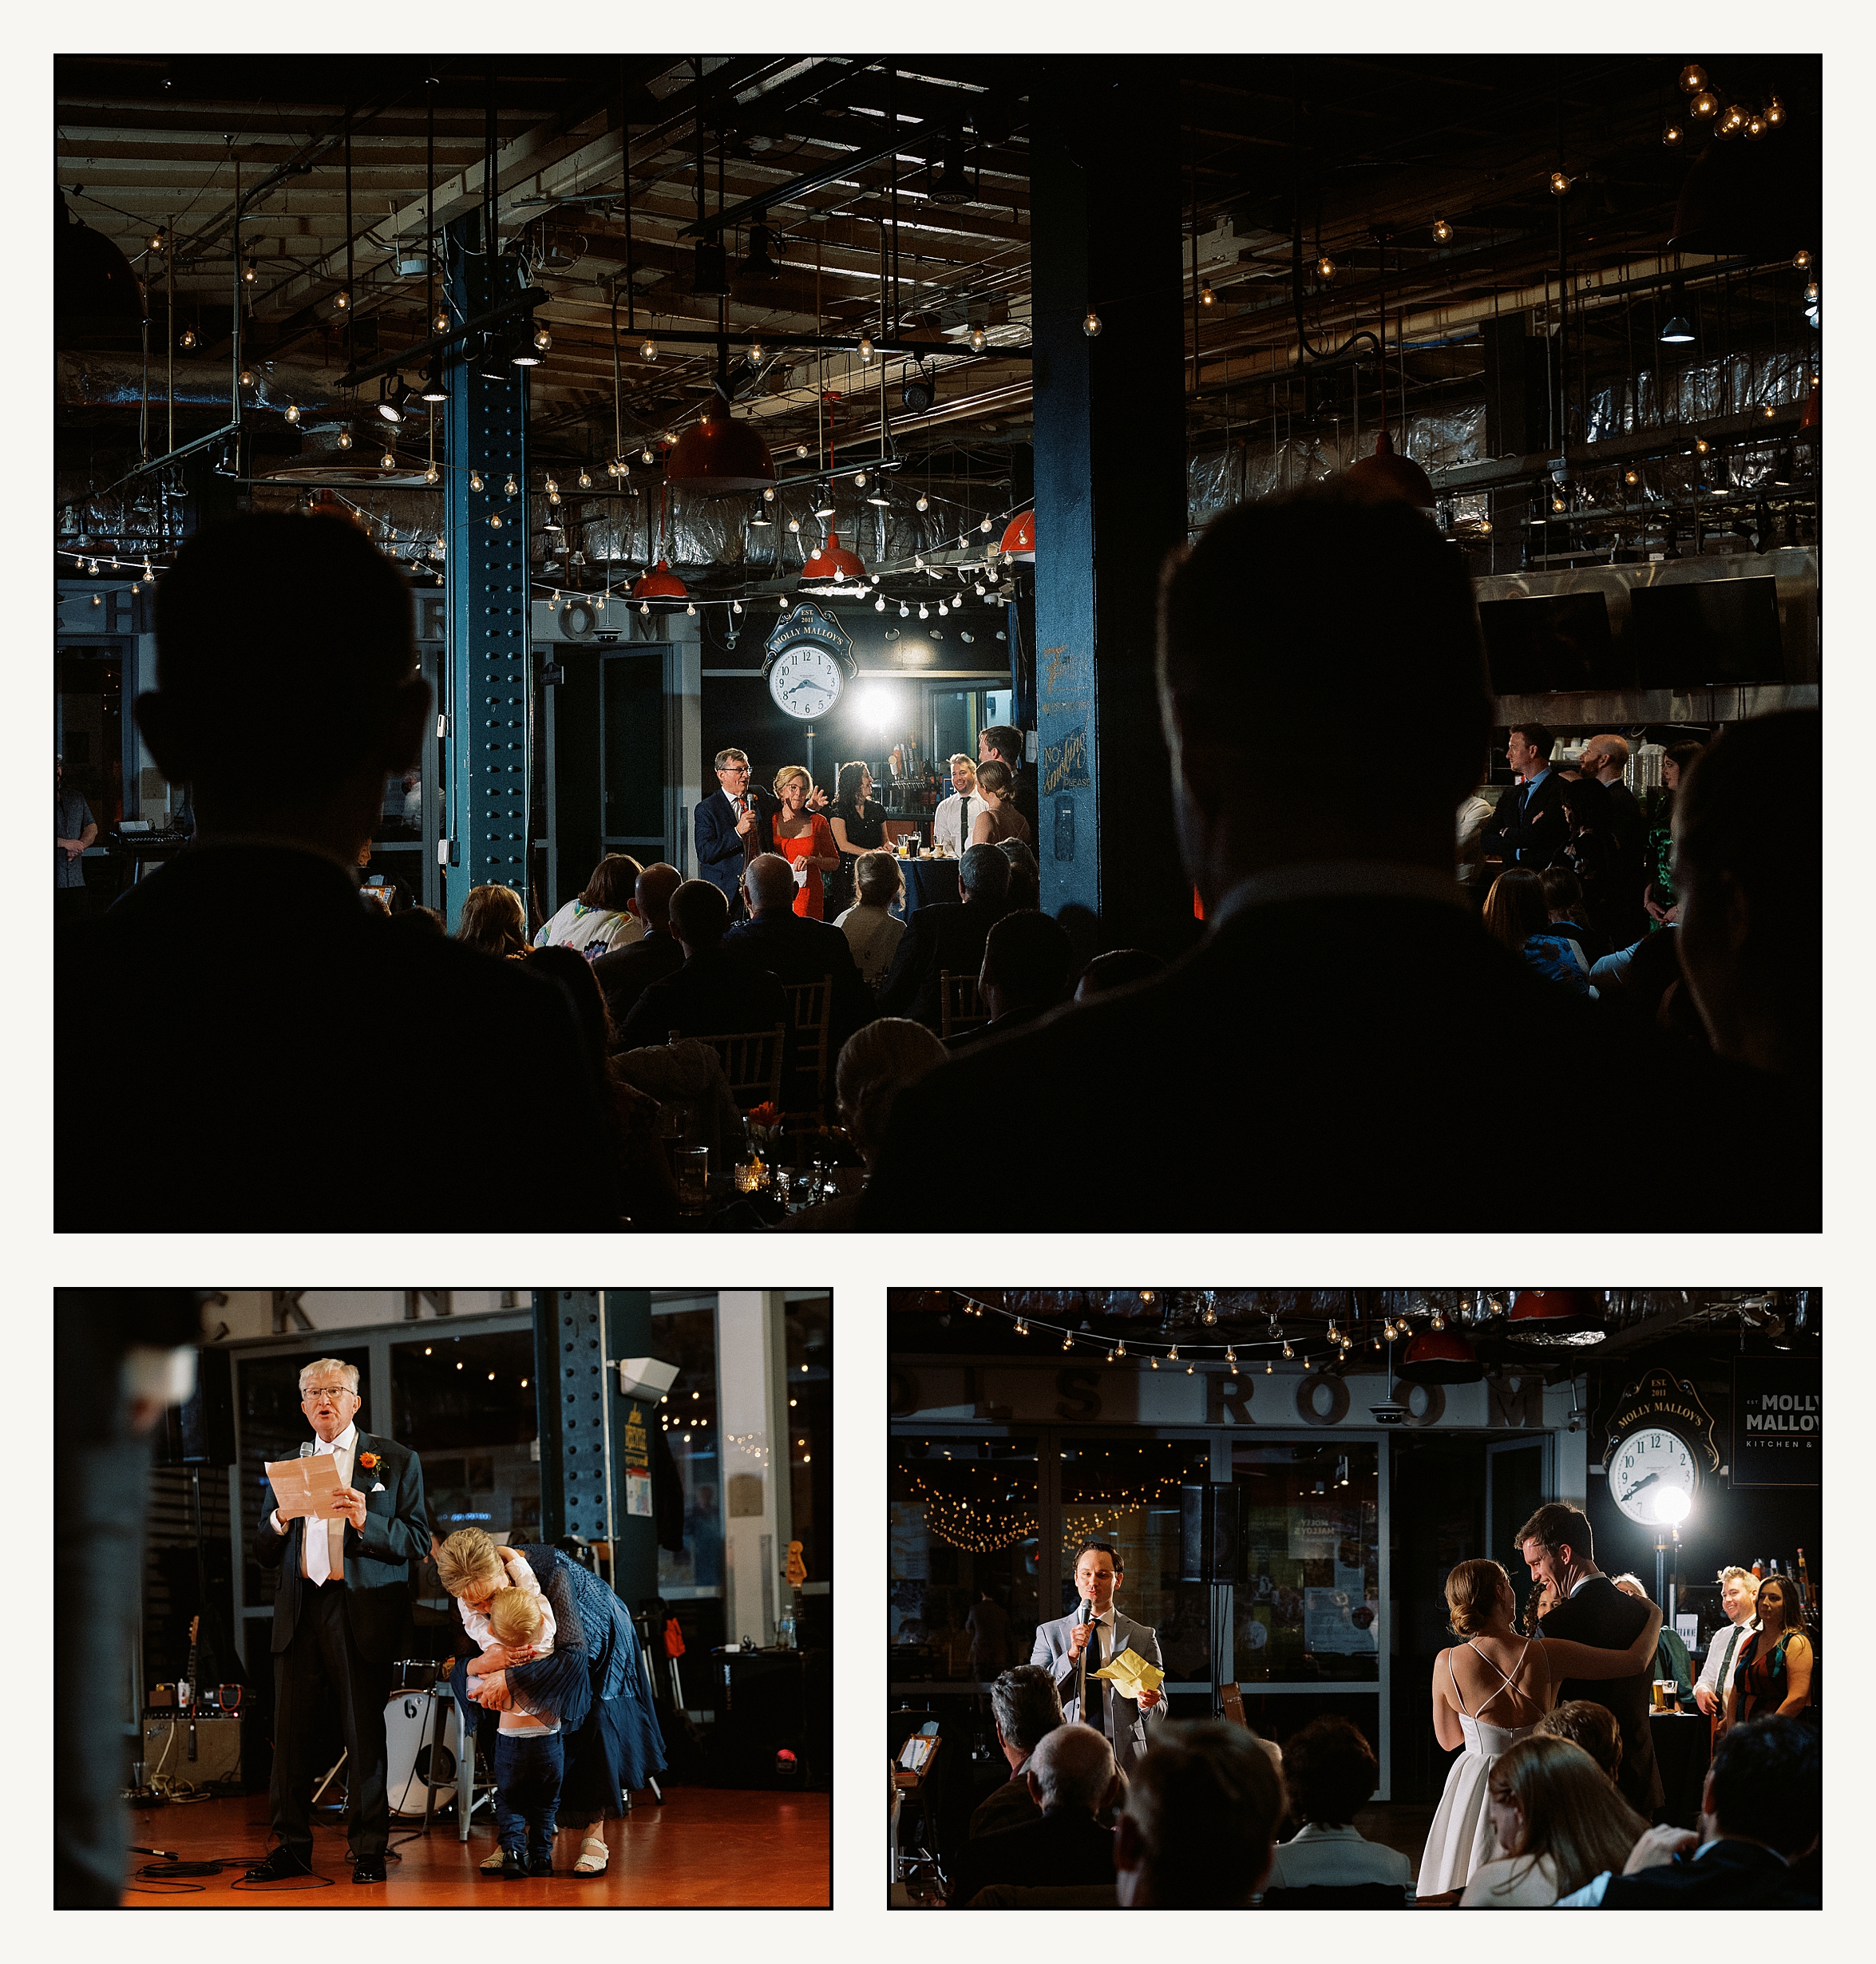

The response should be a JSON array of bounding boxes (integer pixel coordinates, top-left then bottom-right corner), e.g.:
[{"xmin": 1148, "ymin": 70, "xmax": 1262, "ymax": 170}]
[{"xmin": 122, "ymin": 1786, "xmax": 830, "ymax": 1907}]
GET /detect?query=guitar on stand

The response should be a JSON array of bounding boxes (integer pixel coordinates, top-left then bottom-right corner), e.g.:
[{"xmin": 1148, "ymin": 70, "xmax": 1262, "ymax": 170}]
[{"xmin": 184, "ymin": 1615, "xmax": 200, "ymax": 1764}]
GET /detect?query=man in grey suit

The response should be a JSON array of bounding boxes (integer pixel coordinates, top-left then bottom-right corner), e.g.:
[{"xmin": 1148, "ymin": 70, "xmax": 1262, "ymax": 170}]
[{"xmin": 1030, "ymin": 1538, "xmax": 1167, "ymax": 1778}]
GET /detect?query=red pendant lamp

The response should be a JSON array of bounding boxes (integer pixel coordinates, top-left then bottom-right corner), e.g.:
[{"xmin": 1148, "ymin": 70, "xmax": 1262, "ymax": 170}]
[
  {"xmin": 630, "ymin": 558, "xmax": 688, "ymax": 601},
  {"xmin": 1505, "ymin": 1289, "xmax": 1604, "ymax": 1346},
  {"xmin": 1798, "ymin": 381, "xmax": 1820, "ymax": 434},
  {"xmin": 1345, "ymin": 427, "xmax": 1437, "ymax": 510},
  {"xmin": 666, "ymin": 402, "xmax": 775, "ymax": 492},
  {"xmin": 1395, "ymin": 1329, "xmax": 1483, "ymax": 1385},
  {"xmin": 999, "ymin": 509, "xmax": 1035, "ymax": 560},
  {"xmin": 802, "ymin": 530, "xmax": 866, "ymax": 583}
]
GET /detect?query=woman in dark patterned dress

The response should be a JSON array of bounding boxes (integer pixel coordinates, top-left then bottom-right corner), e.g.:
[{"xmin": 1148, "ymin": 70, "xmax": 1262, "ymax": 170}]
[{"xmin": 439, "ymin": 1528, "xmax": 667, "ymax": 1879}]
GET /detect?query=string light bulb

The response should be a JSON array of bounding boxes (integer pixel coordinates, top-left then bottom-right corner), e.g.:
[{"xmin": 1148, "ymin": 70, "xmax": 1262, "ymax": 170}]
[
  {"xmin": 639, "ymin": 337, "xmax": 658, "ymax": 362},
  {"xmin": 1765, "ymin": 94, "xmax": 1786, "ymax": 128},
  {"xmin": 425, "ymin": 461, "xmax": 440, "ymax": 485},
  {"xmin": 1082, "ymin": 310, "xmax": 1102, "ymax": 337},
  {"xmin": 434, "ymin": 306, "xmax": 449, "ymax": 333},
  {"xmin": 1690, "ymin": 89, "xmax": 1720, "ymax": 119},
  {"xmin": 1199, "ymin": 279, "xmax": 1215, "ymax": 306},
  {"xmin": 1013, "ymin": 1319, "xmax": 1028, "ymax": 1336},
  {"xmin": 148, "ymin": 228, "xmax": 165, "ymax": 254},
  {"xmin": 1432, "ymin": 215, "xmax": 1453, "ymax": 244},
  {"xmin": 180, "ymin": 325, "xmax": 197, "ymax": 350},
  {"xmin": 1792, "ymin": 247, "xmax": 1812, "ymax": 271},
  {"xmin": 860, "ymin": 335, "xmax": 875, "ymax": 363},
  {"xmin": 533, "ymin": 323, "xmax": 552, "ymax": 351},
  {"xmin": 243, "ymin": 257, "xmax": 258, "ymax": 283},
  {"xmin": 1744, "ymin": 112, "xmax": 1767, "ymax": 141},
  {"xmin": 855, "ymin": 470, "xmax": 869, "ymax": 488},
  {"xmin": 1549, "ymin": 169, "xmax": 1569, "ymax": 196},
  {"xmin": 1678, "ymin": 63, "xmax": 1708, "ymax": 94},
  {"xmin": 1168, "ymin": 1345, "xmax": 1178, "ymax": 1362},
  {"xmin": 916, "ymin": 493, "xmax": 929, "ymax": 512},
  {"xmin": 1282, "ymin": 1340, "xmax": 1293, "ymax": 1360},
  {"xmin": 1316, "ymin": 254, "xmax": 1336, "ymax": 281},
  {"xmin": 578, "ymin": 467, "xmax": 593, "ymax": 489},
  {"xmin": 469, "ymin": 470, "xmax": 484, "ymax": 491},
  {"xmin": 1115, "ymin": 1340, "xmax": 1126, "ymax": 1358},
  {"xmin": 1803, "ymin": 279, "xmax": 1819, "ymax": 304},
  {"xmin": 337, "ymin": 427, "xmax": 354, "ymax": 450},
  {"xmin": 1663, "ymin": 121, "xmax": 1684, "ymax": 147},
  {"xmin": 381, "ymin": 446, "xmax": 396, "ymax": 469},
  {"xmin": 1062, "ymin": 1332, "xmax": 1074, "ymax": 1352},
  {"xmin": 875, "ymin": 596, "xmax": 885, "ymax": 612},
  {"xmin": 503, "ymin": 474, "xmax": 518, "ymax": 497},
  {"xmin": 334, "ymin": 289, "xmax": 350, "ymax": 311},
  {"xmin": 285, "ymin": 399, "xmax": 300, "ymax": 424},
  {"xmin": 489, "ymin": 513, "xmax": 503, "ymax": 528}
]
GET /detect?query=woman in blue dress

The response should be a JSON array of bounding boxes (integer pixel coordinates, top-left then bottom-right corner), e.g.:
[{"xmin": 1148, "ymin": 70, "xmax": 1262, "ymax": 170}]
[{"xmin": 437, "ymin": 1527, "xmax": 667, "ymax": 1879}]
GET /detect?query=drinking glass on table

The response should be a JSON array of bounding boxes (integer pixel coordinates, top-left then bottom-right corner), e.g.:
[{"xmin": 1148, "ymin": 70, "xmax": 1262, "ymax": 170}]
[{"xmin": 678, "ymin": 1147, "xmax": 710, "ymax": 1214}]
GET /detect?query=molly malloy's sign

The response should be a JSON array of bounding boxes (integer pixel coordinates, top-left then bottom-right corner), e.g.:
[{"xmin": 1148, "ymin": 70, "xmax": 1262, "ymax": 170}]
[{"xmin": 1731, "ymin": 1357, "xmax": 1821, "ymax": 1487}]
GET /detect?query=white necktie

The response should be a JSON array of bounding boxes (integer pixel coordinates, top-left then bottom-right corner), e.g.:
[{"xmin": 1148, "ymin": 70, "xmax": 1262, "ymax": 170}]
[{"xmin": 304, "ymin": 1437, "xmax": 349, "ymax": 1586}]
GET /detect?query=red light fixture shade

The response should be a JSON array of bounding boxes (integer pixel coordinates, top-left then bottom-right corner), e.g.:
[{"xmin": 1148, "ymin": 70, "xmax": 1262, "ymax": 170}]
[
  {"xmin": 1395, "ymin": 1330, "xmax": 1483, "ymax": 1385},
  {"xmin": 1344, "ymin": 428, "xmax": 1437, "ymax": 511},
  {"xmin": 1506, "ymin": 1288, "xmax": 1604, "ymax": 1345},
  {"xmin": 999, "ymin": 509, "xmax": 1035, "ymax": 561},
  {"xmin": 666, "ymin": 408, "xmax": 775, "ymax": 491},
  {"xmin": 1799, "ymin": 382, "xmax": 1820, "ymax": 433},
  {"xmin": 630, "ymin": 558, "xmax": 688, "ymax": 600},
  {"xmin": 802, "ymin": 530, "xmax": 866, "ymax": 582}
]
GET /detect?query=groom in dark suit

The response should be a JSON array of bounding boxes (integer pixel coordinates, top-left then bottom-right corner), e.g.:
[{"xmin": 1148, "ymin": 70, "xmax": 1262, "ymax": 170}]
[
  {"xmin": 695, "ymin": 749, "xmax": 778, "ymax": 916},
  {"xmin": 247, "ymin": 1359, "xmax": 429, "ymax": 1884},
  {"xmin": 1518, "ymin": 1502, "xmax": 1664, "ymax": 1818}
]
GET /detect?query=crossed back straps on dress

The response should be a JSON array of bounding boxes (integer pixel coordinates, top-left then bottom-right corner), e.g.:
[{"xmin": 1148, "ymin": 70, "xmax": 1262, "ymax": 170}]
[{"xmin": 1447, "ymin": 1637, "xmax": 1540, "ymax": 1722}]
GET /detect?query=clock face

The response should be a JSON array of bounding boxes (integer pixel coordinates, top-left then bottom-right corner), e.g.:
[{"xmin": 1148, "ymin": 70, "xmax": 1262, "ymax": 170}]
[
  {"xmin": 769, "ymin": 643, "xmax": 842, "ymax": 719},
  {"xmin": 1610, "ymin": 1427, "xmax": 1699, "ymax": 1524}
]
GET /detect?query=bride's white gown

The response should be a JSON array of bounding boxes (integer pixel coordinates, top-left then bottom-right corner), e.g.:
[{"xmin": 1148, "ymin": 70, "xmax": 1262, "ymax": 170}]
[{"xmin": 1418, "ymin": 1640, "xmax": 1537, "ymax": 1895}]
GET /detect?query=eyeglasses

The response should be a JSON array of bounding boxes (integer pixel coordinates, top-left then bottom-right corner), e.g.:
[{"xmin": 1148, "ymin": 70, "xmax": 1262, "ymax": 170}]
[{"xmin": 302, "ymin": 1384, "xmax": 358, "ymax": 1401}]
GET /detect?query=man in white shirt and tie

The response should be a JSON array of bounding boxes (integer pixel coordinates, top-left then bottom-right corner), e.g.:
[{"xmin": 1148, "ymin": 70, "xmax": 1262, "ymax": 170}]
[
  {"xmin": 933, "ymin": 754, "xmax": 984, "ymax": 859},
  {"xmin": 1031, "ymin": 1539, "xmax": 1168, "ymax": 1780},
  {"xmin": 1693, "ymin": 1566, "xmax": 1762, "ymax": 1717},
  {"xmin": 247, "ymin": 1359, "xmax": 429, "ymax": 1886}
]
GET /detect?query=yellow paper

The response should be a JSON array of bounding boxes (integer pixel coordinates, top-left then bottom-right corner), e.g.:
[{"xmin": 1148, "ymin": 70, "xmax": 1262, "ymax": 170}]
[{"xmin": 1091, "ymin": 1646, "xmax": 1165, "ymax": 1699}]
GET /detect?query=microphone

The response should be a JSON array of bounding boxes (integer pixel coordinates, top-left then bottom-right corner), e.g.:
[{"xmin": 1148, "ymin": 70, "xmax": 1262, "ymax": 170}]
[{"xmin": 299, "ymin": 1441, "xmax": 316, "ymax": 1458}]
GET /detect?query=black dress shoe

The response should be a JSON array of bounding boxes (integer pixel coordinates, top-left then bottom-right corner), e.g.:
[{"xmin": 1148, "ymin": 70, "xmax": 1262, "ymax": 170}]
[
  {"xmin": 245, "ymin": 1849, "xmax": 313, "ymax": 1882},
  {"xmin": 527, "ymin": 1849, "xmax": 553, "ymax": 1877},
  {"xmin": 352, "ymin": 1858, "xmax": 388, "ymax": 1884},
  {"xmin": 500, "ymin": 1848, "xmax": 528, "ymax": 1879}
]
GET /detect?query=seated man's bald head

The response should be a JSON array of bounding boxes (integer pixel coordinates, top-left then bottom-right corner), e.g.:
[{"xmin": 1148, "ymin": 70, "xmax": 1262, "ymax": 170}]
[
  {"xmin": 634, "ymin": 862, "xmax": 683, "ymax": 930},
  {"xmin": 1028, "ymin": 1721, "xmax": 1119, "ymax": 1816},
  {"xmin": 744, "ymin": 853, "xmax": 797, "ymax": 914}
]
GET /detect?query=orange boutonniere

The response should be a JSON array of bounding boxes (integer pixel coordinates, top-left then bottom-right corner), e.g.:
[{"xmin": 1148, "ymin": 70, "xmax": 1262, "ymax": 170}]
[{"xmin": 358, "ymin": 1451, "xmax": 380, "ymax": 1471}]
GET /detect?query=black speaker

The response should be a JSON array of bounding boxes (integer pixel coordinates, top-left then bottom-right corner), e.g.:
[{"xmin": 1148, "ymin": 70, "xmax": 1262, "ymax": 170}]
[
  {"xmin": 152, "ymin": 1345, "xmax": 236, "ymax": 1467},
  {"xmin": 710, "ymin": 1648, "xmax": 831, "ymax": 1789},
  {"xmin": 1180, "ymin": 1483, "xmax": 1244, "ymax": 1583}
]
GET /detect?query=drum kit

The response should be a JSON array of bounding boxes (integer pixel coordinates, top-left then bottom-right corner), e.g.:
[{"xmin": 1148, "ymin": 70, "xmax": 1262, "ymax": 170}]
[{"xmin": 384, "ymin": 1660, "xmax": 461, "ymax": 1819}]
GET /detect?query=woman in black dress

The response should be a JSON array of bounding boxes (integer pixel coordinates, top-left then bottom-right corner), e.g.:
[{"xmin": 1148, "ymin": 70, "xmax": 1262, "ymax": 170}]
[{"xmin": 826, "ymin": 760, "xmax": 887, "ymax": 915}]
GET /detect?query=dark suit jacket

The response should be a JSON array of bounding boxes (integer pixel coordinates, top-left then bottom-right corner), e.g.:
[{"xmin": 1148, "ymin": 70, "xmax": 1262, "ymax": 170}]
[
  {"xmin": 723, "ymin": 909, "xmax": 872, "ymax": 1049},
  {"xmin": 1541, "ymin": 1577, "xmax": 1664, "ymax": 1814},
  {"xmin": 948, "ymin": 1807, "xmax": 1116, "ymax": 1907},
  {"xmin": 695, "ymin": 789, "xmax": 778, "ymax": 901},
  {"xmin": 875, "ymin": 898, "xmax": 1007, "ymax": 1028},
  {"xmin": 1599, "ymin": 778, "xmax": 1652, "ymax": 944},
  {"xmin": 57, "ymin": 845, "xmax": 618, "ymax": 1230},
  {"xmin": 251, "ymin": 1429, "xmax": 429, "ymax": 1664},
  {"xmin": 859, "ymin": 893, "xmax": 1815, "ymax": 1232},
  {"xmin": 1481, "ymin": 770, "xmax": 1569, "ymax": 870},
  {"xmin": 593, "ymin": 927, "xmax": 687, "ymax": 1035},
  {"xmin": 1011, "ymin": 768, "xmax": 1039, "ymax": 845},
  {"xmin": 1597, "ymin": 1836, "xmax": 1819, "ymax": 1908},
  {"xmin": 615, "ymin": 945, "xmax": 789, "ymax": 1051}
]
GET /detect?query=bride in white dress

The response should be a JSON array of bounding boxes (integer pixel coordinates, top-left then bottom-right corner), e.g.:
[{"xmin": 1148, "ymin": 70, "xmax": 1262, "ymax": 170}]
[{"xmin": 1418, "ymin": 1558, "xmax": 1661, "ymax": 1897}]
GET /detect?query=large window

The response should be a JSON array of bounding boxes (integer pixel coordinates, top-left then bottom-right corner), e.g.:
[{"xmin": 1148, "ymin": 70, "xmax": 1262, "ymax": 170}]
[
  {"xmin": 786, "ymin": 1295, "xmax": 832, "ymax": 1586},
  {"xmin": 889, "ymin": 1437, "xmax": 1039, "ymax": 1681},
  {"xmin": 1231, "ymin": 1439, "xmax": 1381, "ymax": 1683}
]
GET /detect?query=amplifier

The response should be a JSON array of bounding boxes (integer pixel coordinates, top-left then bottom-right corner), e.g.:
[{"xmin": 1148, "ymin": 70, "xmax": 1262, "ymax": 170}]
[{"xmin": 143, "ymin": 1711, "xmax": 243, "ymax": 1788}]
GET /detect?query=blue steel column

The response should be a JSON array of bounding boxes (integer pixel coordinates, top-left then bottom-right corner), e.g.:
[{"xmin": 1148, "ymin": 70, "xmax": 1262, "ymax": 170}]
[
  {"xmin": 1030, "ymin": 63, "xmax": 1188, "ymax": 949},
  {"xmin": 443, "ymin": 216, "xmax": 530, "ymax": 929}
]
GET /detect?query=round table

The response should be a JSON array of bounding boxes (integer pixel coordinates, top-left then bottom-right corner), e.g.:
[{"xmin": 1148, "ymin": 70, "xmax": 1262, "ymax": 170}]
[
  {"xmin": 893, "ymin": 857, "xmax": 961, "ymax": 922},
  {"xmin": 1648, "ymin": 1709, "xmax": 1710, "ymax": 1828}
]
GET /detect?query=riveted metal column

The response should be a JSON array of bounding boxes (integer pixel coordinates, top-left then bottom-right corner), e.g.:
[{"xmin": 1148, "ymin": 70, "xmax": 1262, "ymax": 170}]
[
  {"xmin": 1031, "ymin": 61, "xmax": 1188, "ymax": 951},
  {"xmin": 544, "ymin": 1289, "xmax": 611, "ymax": 1550},
  {"xmin": 444, "ymin": 212, "xmax": 529, "ymax": 929}
]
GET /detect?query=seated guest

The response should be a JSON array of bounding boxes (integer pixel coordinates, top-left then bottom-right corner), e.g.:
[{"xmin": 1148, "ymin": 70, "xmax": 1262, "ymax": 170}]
[
  {"xmin": 932, "ymin": 754, "xmax": 984, "ymax": 858},
  {"xmin": 1534, "ymin": 1701, "xmax": 1623, "ymax": 1785},
  {"xmin": 1559, "ymin": 1717, "xmax": 1819, "ymax": 1907},
  {"xmin": 1457, "ymin": 786, "xmax": 1497, "ymax": 894},
  {"xmin": 861, "ymin": 483, "xmax": 1815, "ymax": 1232},
  {"xmin": 1540, "ymin": 865, "xmax": 1608, "ymax": 967},
  {"xmin": 947, "ymin": 1723, "xmax": 1119, "ymax": 1907},
  {"xmin": 615, "ymin": 879, "xmax": 786, "ymax": 1051},
  {"xmin": 533, "ymin": 852, "xmax": 646, "ymax": 957},
  {"xmin": 947, "ymin": 909, "xmax": 1073, "ymax": 1051},
  {"xmin": 1261, "ymin": 1716, "xmax": 1409, "ymax": 1900},
  {"xmin": 996, "ymin": 837, "xmax": 1040, "ymax": 910},
  {"xmin": 969, "ymin": 1665, "xmax": 1067, "ymax": 1840},
  {"xmin": 1721, "ymin": 1571, "xmax": 1813, "ymax": 1735},
  {"xmin": 725, "ymin": 853, "xmax": 872, "ymax": 1059},
  {"xmin": 834, "ymin": 850, "xmax": 906, "ymax": 988},
  {"xmin": 57, "ymin": 510, "xmax": 615, "ymax": 1230},
  {"xmin": 777, "ymin": 1019, "xmax": 947, "ymax": 1232},
  {"xmin": 1461, "ymin": 1736, "xmax": 1649, "ymax": 1907},
  {"xmin": 1114, "ymin": 1719, "xmax": 1286, "ymax": 1908},
  {"xmin": 592, "ymin": 863, "xmax": 685, "ymax": 1034},
  {"xmin": 970, "ymin": 760, "xmax": 1032, "ymax": 848},
  {"xmin": 1613, "ymin": 1574, "xmax": 1696, "ymax": 1709},
  {"xmin": 1672, "ymin": 711, "xmax": 1820, "ymax": 1084},
  {"xmin": 1482, "ymin": 869, "xmax": 1593, "ymax": 994},
  {"xmin": 1075, "ymin": 948, "xmax": 1169, "ymax": 1003},
  {"xmin": 876, "ymin": 843, "xmax": 1010, "ymax": 1029},
  {"xmin": 1693, "ymin": 1567, "xmax": 1760, "ymax": 1719},
  {"xmin": 455, "ymin": 884, "xmax": 530, "ymax": 960}
]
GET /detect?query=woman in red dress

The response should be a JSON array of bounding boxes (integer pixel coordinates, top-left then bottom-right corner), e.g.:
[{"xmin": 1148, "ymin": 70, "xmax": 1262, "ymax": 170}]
[{"xmin": 770, "ymin": 765, "xmax": 841, "ymax": 919}]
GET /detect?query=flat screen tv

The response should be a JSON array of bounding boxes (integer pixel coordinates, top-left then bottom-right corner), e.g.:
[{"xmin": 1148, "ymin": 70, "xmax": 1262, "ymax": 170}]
[
  {"xmin": 1628, "ymin": 576, "xmax": 1785, "ymax": 689},
  {"xmin": 1478, "ymin": 591, "xmax": 1627, "ymax": 695}
]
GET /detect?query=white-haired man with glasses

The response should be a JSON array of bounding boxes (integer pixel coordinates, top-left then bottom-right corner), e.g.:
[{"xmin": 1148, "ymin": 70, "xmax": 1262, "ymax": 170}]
[{"xmin": 246, "ymin": 1359, "xmax": 429, "ymax": 1887}]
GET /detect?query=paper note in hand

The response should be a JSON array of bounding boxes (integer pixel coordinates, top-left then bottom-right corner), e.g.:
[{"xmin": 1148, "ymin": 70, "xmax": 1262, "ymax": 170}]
[
  {"xmin": 1091, "ymin": 1645, "xmax": 1166, "ymax": 1701},
  {"xmin": 265, "ymin": 1453, "xmax": 346, "ymax": 1520}
]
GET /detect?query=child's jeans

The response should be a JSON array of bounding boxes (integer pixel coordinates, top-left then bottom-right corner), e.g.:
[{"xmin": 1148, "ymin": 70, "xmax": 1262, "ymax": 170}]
[{"xmin": 493, "ymin": 1731, "xmax": 564, "ymax": 1856}]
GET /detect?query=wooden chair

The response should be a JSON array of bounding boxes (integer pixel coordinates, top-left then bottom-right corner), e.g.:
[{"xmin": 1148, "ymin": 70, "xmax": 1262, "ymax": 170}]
[
  {"xmin": 939, "ymin": 970, "xmax": 988, "ymax": 1039},
  {"xmin": 673, "ymin": 1024, "xmax": 785, "ymax": 1111},
  {"xmin": 782, "ymin": 975, "xmax": 833, "ymax": 1119}
]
